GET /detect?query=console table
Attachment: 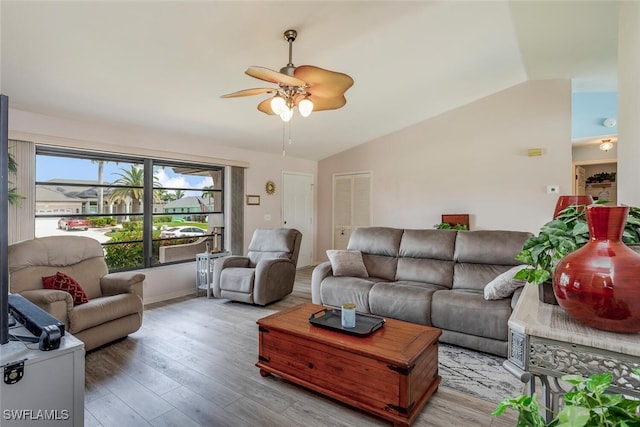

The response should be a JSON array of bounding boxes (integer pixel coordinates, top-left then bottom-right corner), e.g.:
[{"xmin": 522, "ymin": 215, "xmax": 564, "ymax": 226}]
[
  {"xmin": 195, "ymin": 251, "xmax": 231, "ymax": 297},
  {"xmin": 504, "ymin": 283, "xmax": 640, "ymax": 422}
]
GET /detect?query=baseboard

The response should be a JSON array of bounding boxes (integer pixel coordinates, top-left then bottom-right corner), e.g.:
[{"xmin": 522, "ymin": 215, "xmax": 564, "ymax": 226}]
[{"xmin": 143, "ymin": 289, "xmax": 195, "ymax": 306}]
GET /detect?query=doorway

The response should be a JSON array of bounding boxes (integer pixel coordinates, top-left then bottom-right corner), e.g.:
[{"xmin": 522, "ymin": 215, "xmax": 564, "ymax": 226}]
[
  {"xmin": 282, "ymin": 172, "xmax": 313, "ymax": 267},
  {"xmin": 573, "ymin": 160, "xmax": 617, "ymax": 205}
]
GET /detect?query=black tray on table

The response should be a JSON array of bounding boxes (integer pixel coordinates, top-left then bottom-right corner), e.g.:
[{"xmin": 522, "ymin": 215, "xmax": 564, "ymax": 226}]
[{"xmin": 308, "ymin": 308, "xmax": 385, "ymax": 337}]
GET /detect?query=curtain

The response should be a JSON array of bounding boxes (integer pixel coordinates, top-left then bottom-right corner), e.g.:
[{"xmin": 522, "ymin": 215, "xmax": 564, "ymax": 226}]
[{"xmin": 8, "ymin": 139, "xmax": 35, "ymax": 244}]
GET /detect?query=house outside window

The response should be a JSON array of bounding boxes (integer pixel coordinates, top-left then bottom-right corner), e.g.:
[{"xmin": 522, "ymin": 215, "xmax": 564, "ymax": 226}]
[{"xmin": 35, "ymin": 148, "xmax": 225, "ymax": 271}]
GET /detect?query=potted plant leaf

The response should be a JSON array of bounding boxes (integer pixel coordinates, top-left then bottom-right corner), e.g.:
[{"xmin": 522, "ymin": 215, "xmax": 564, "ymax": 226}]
[
  {"xmin": 492, "ymin": 371, "xmax": 640, "ymax": 426},
  {"xmin": 513, "ymin": 202, "xmax": 640, "ymax": 304},
  {"xmin": 8, "ymin": 151, "xmax": 25, "ymax": 205},
  {"xmin": 433, "ymin": 223, "xmax": 469, "ymax": 231}
]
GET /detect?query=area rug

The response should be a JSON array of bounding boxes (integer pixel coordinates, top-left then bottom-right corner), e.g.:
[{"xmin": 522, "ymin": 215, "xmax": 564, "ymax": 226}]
[
  {"xmin": 292, "ymin": 266, "xmax": 524, "ymax": 405},
  {"xmin": 438, "ymin": 343, "xmax": 524, "ymax": 404}
]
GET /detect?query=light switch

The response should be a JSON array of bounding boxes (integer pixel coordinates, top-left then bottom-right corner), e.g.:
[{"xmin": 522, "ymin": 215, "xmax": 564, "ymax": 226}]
[{"xmin": 264, "ymin": 214, "xmax": 271, "ymax": 221}]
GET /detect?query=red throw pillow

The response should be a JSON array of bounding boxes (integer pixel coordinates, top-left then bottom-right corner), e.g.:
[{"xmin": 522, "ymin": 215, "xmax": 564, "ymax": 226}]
[{"xmin": 42, "ymin": 272, "xmax": 89, "ymax": 305}]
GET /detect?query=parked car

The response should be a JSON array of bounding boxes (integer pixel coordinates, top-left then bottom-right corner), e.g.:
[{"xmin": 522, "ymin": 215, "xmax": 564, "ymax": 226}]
[
  {"xmin": 58, "ymin": 217, "xmax": 90, "ymax": 231},
  {"xmin": 160, "ymin": 226, "xmax": 206, "ymax": 238}
]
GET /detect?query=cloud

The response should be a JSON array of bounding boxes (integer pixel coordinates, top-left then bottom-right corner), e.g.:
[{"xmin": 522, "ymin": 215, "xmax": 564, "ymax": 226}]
[{"xmin": 154, "ymin": 169, "xmax": 214, "ymax": 197}]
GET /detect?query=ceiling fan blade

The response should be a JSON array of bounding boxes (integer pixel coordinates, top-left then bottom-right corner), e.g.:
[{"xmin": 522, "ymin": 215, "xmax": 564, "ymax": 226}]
[
  {"xmin": 307, "ymin": 94, "xmax": 347, "ymax": 112},
  {"xmin": 246, "ymin": 66, "xmax": 306, "ymax": 87},
  {"xmin": 257, "ymin": 98, "xmax": 276, "ymax": 115},
  {"xmin": 294, "ymin": 65, "xmax": 354, "ymax": 99},
  {"xmin": 220, "ymin": 88, "xmax": 276, "ymax": 98}
]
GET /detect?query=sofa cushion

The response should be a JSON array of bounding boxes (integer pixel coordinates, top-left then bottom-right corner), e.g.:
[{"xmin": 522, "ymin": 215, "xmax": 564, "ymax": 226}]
[
  {"xmin": 318, "ymin": 276, "xmax": 375, "ymax": 313},
  {"xmin": 369, "ymin": 281, "xmax": 445, "ymax": 325},
  {"xmin": 399, "ymin": 229, "xmax": 457, "ymax": 260},
  {"xmin": 347, "ymin": 227, "xmax": 404, "ymax": 257},
  {"xmin": 247, "ymin": 228, "xmax": 298, "ymax": 267},
  {"xmin": 43, "ymin": 272, "xmax": 89, "ymax": 305},
  {"xmin": 68, "ymin": 293, "xmax": 141, "ymax": 333},
  {"xmin": 362, "ymin": 254, "xmax": 398, "ymax": 281},
  {"xmin": 431, "ymin": 290, "xmax": 512, "ymax": 341},
  {"xmin": 453, "ymin": 263, "xmax": 517, "ymax": 292},
  {"xmin": 326, "ymin": 250, "xmax": 368, "ymax": 278},
  {"xmin": 483, "ymin": 265, "xmax": 527, "ymax": 300},
  {"xmin": 453, "ymin": 230, "xmax": 532, "ymax": 265},
  {"xmin": 396, "ymin": 258, "xmax": 454, "ymax": 288},
  {"xmin": 220, "ymin": 268, "xmax": 255, "ymax": 293}
]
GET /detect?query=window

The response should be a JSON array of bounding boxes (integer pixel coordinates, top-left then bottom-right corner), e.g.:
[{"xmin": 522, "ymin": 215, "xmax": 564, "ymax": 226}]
[{"xmin": 35, "ymin": 147, "xmax": 225, "ymax": 271}]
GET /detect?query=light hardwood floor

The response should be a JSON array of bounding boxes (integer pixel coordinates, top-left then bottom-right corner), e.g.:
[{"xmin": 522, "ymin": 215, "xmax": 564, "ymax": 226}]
[{"xmin": 84, "ymin": 267, "xmax": 518, "ymax": 427}]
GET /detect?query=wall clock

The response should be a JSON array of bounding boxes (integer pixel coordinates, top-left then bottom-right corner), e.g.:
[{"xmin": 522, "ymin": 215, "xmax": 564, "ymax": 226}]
[{"xmin": 265, "ymin": 180, "xmax": 276, "ymax": 195}]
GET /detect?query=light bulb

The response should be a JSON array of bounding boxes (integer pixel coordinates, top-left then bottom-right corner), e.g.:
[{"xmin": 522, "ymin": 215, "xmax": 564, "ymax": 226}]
[
  {"xmin": 270, "ymin": 96, "xmax": 286, "ymax": 115},
  {"xmin": 298, "ymin": 98, "xmax": 313, "ymax": 117},
  {"xmin": 280, "ymin": 108, "xmax": 293, "ymax": 122},
  {"xmin": 600, "ymin": 140, "xmax": 614, "ymax": 151}
]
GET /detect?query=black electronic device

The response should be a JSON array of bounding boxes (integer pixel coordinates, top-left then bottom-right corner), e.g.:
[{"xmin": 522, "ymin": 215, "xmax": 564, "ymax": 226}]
[
  {"xmin": 38, "ymin": 325, "xmax": 62, "ymax": 351},
  {"xmin": 8, "ymin": 294, "xmax": 65, "ymax": 350}
]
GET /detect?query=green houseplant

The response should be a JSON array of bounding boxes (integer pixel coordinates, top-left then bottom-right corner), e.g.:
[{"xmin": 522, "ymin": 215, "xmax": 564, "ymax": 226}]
[
  {"xmin": 433, "ymin": 222, "xmax": 468, "ymax": 231},
  {"xmin": 493, "ymin": 371, "xmax": 640, "ymax": 426},
  {"xmin": 513, "ymin": 202, "xmax": 640, "ymax": 286},
  {"xmin": 8, "ymin": 151, "xmax": 25, "ymax": 205}
]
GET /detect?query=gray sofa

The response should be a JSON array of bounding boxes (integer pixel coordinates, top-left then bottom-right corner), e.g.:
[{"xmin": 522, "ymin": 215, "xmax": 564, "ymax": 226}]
[{"xmin": 311, "ymin": 227, "xmax": 532, "ymax": 357}]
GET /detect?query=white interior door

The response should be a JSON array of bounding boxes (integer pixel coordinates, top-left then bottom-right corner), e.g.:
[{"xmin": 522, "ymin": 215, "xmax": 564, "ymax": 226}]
[
  {"xmin": 282, "ymin": 172, "xmax": 313, "ymax": 267},
  {"xmin": 333, "ymin": 172, "xmax": 372, "ymax": 250}
]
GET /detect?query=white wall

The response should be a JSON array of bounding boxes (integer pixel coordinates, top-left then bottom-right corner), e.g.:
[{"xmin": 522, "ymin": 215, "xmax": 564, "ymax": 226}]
[
  {"xmin": 317, "ymin": 80, "xmax": 573, "ymax": 260},
  {"xmin": 617, "ymin": 1, "xmax": 640, "ymax": 206},
  {"xmin": 9, "ymin": 108, "xmax": 317, "ymax": 302},
  {"xmin": 572, "ymin": 143, "xmax": 618, "ymax": 163}
]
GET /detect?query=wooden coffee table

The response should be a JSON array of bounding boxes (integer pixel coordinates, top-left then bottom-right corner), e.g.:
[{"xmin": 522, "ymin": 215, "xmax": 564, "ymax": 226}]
[{"xmin": 256, "ymin": 303, "xmax": 441, "ymax": 427}]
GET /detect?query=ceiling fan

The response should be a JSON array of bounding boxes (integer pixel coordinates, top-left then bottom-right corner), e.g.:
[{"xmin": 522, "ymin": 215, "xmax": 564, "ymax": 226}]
[{"xmin": 221, "ymin": 29, "xmax": 354, "ymax": 122}]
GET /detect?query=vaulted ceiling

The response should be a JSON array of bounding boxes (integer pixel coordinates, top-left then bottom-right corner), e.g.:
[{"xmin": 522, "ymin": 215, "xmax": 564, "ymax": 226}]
[{"xmin": 1, "ymin": 1, "xmax": 619, "ymax": 160}]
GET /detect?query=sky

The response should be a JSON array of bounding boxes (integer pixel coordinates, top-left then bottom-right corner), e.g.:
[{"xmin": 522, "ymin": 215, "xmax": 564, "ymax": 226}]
[{"xmin": 36, "ymin": 155, "xmax": 213, "ymax": 194}]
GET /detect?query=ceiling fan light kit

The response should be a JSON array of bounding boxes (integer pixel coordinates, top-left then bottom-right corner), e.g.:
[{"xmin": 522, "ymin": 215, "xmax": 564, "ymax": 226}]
[{"xmin": 221, "ymin": 29, "xmax": 353, "ymax": 123}]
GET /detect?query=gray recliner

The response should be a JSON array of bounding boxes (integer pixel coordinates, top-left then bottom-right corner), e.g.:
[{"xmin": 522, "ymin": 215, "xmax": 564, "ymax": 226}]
[{"xmin": 212, "ymin": 228, "xmax": 302, "ymax": 305}]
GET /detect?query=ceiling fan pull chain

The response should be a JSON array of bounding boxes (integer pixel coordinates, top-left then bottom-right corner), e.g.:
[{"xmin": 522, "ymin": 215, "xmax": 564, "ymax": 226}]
[
  {"xmin": 289, "ymin": 121, "xmax": 293, "ymax": 145},
  {"xmin": 282, "ymin": 121, "xmax": 286, "ymax": 156}
]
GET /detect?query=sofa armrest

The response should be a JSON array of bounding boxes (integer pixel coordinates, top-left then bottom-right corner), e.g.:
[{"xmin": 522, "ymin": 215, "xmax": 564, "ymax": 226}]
[
  {"xmin": 311, "ymin": 261, "xmax": 333, "ymax": 304},
  {"xmin": 253, "ymin": 258, "xmax": 296, "ymax": 305},
  {"xmin": 100, "ymin": 271, "xmax": 145, "ymax": 298},
  {"xmin": 18, "ymin": 289, "xmax": 72, "ymax": 327},
  {"xmin": 212, "ymin": 256, "xmax": 250, "ymax": 298}
]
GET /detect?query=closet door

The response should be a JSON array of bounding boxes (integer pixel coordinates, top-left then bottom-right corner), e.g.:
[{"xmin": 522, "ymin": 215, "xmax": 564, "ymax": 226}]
[{"xmin": 333, "ymin": 172, "xmax": 372, "ymax": 250}]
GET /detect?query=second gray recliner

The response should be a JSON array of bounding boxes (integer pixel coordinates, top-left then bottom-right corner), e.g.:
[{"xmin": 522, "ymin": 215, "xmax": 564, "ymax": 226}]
[{"xmin": 212, "ymin": 228, "xmax": 302, "ymax": 305}]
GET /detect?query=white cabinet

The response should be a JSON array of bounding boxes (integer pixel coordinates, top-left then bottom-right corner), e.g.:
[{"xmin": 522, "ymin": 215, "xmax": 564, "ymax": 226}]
[{"xmin": 1, "ymin": 330, "xmax": 84, "ymax": 427}]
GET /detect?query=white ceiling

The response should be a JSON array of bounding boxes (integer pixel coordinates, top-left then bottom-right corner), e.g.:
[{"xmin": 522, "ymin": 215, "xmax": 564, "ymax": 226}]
[{"xmin": 1, "ymin": 1, "xmax": 619, "ymax": 160}]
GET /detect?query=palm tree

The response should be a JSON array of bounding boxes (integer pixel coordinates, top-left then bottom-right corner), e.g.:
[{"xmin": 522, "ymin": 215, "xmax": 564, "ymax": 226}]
[
  {"xmin": 174, "ymin": 189, "xmax": 186, "ymax": 200},
  {"xmin": 91, "ymin": 160, "xmax": 105, "ymax": 213},
  {"xmin": 108, "ymin": 165, "xmax": 160, "ymax": 216},
  {"xmin": 201, "ymin": 184, "xmax": 216, "ymax": 206},
  {"xmin": 157, "ymin": 188, "xmax": 176, "ymax": 202}
]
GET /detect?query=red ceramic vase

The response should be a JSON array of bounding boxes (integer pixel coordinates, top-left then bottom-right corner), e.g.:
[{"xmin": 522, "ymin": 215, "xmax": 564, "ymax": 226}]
[
  {"xmin": 553, "ymin": 195, "xmax": 594, "ymax": 219},
  {"xmin": 553, "ymin": 205, "xmax": 640, "ymax": 333}
]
